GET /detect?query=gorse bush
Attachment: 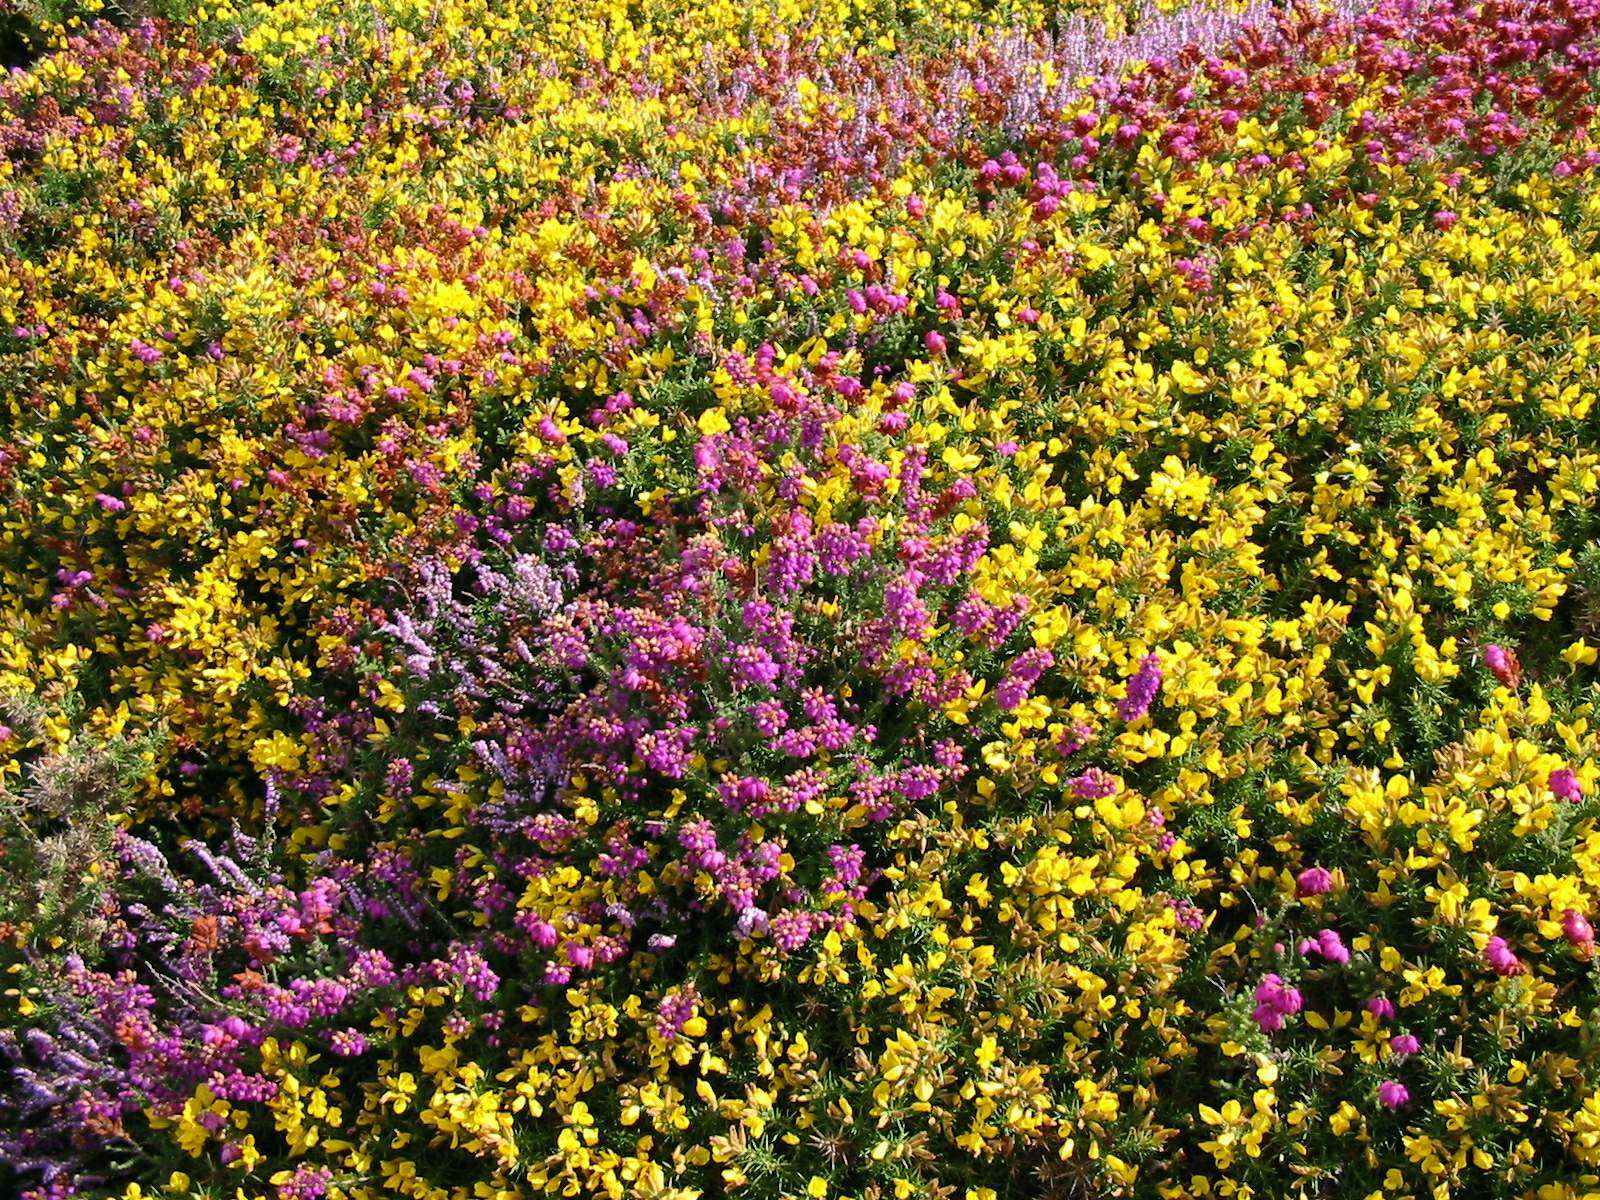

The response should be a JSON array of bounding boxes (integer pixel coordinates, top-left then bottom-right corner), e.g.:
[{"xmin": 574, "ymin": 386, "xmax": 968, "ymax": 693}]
[{"xmin": 3, "ymin": 0, "xmax": 1600, "ymax": 1198}]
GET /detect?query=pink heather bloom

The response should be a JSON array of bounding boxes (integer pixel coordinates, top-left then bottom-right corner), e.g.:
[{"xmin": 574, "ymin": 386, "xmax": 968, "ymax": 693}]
[
  {"xmin": 275, "ymin": 1165, "xmax": 332, "ymax": 1200},
  {"xmin": 1252, "ymin": 1005, "xmax": 1285, "ymax": 1033},
  {"xmin": 1389, "ymin": 1034, "xmax": 1420, "ymax": 1057},
  {"xmin": 1315, "ymin": 928, "xmax": 1351, "ymax": 965},
  {"xmin": 1117, "ymin": 652, "xmax": 1163, "ymax": 722},
  {"xmin": 1296, "ymin": 866, "xmax": 1334, "ymax": 896},
  {"xmin": 1377, "ymin": 1080, "xmax": 1410, "ymax": 1110},
  {"xmin": 655, "ymin": 989, "xmax": 697, "ymax": 1039},
  {"xmin": 1055, "ymin": 723, "xmax": 1093, "ymax": 756},
  {"xmin": 770, "ymin": 909, "xmax": 814, "ymax": 952},
  {"xmin": 1252, "ymin": 974, "xmax": 1303, "ymax": 1033},
  {"xmin": 924, "ymin": 329, "xmax": 947, "ymax": 355},
  {"xmin": 1563, "ymin": 909, "xmax": 1594, "ymax": 949},
  {"xmin": 1484, "ymin": 936, "xmax": 1522, "ymax": 976},
  {"xmin": 1068, "ymin": 767, "xmax": 1119, "ymax": 800},
  {"xmin": 1482, "ymin": 643, "xmax": 1517, "ymax": 685},
  {"xmin": 1549, "ymin": 767, "xmax": 1583, "ymax": 803},
  {"xmin": 518, "ymin": 914, "xmax": 558, "ymax": 948},
  {"xmin": 1366, "ymin": 995, "xmax": 1396, "ymax": 1021}
]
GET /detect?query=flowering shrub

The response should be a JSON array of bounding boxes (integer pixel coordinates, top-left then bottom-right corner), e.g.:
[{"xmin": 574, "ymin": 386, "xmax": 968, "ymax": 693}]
[{"xmin": 4, "ymin": 0, "xmax": 1600, "ymax": 1198}]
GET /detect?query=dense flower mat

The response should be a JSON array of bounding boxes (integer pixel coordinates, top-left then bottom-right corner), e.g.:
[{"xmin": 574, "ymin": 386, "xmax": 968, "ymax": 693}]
[{"xmin": 4, "ymin": 0, "xmax": 1600, "ymax": 1197}]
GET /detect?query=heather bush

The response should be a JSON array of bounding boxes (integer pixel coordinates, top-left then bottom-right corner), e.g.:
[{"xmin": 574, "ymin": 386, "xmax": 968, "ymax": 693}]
[{"xmin": 5, "ymin": 0, "xmax": 1600, "ymax": 1197}]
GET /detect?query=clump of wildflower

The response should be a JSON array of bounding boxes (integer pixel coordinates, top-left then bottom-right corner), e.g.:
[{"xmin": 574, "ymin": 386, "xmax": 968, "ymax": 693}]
[
  {"xmin": 1563, "ymin": 910, "xmax": 1594, "ymax": 952},
  {"xmin": 1252, "ymin": 975, "xmax": 1304, "ymax": 1033},
  {"xmin": 1296, "ymin": 866, "xmax": 1334, "ymax": 896},
  {"xmin": 1483, "ymin": 643, "xmax": 1520, "ymax": 686},
  {"xmin": 1484, "ymin": 936, "xmax": 1523, "ymax": 976},
  {"xmin": 1117, "ymin": 652, "xmax": 1164, "ymax": 722},
  {"xmin": 1550, "ymin": 767, "xmax": 1584, "ymax": 803},
  {"xmin": 1377, "ymin": 1080, "xmax": 1410, "ymax": 1110}
]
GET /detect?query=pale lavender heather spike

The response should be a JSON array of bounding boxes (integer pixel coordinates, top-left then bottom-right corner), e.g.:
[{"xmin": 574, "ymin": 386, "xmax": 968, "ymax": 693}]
[
  {"xmin": 262, "ymin": 773, "xmax": 281, "ymax": 820},
  {"xmin": 115, "ymin": 831, "xmax": 180, "ymax": 892},
  {"xmin": 185, "ymin": 841, "xmax": 259, "ymax": 895}
]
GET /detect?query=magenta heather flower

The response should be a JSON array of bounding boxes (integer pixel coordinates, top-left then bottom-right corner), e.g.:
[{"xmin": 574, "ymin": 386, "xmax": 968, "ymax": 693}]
[
  {"xmin": 1482, "ymin": 642, "xmax": 1518, "ymax": 685},
  {"xmin": 1296, "ymin": 866, "xmax": 1334, "ymax": 896},
  {"xmin": 446, "ymin": 943, "xmax": 500, "ymax": 1000},
  {"xmin": 1252, "ymin": 974, "xmax": 1303, "ymax": 1033},
  {"xmin": 129, "ymin": 337, "xmax": 163, "ymax": 364},
  {"xmin": 1298, "ymin": 928, "xmax": 1349, "ymax": 964},
  {"xmin": 1484, "ymin": 936, "xmax": 1522, "ymax": 976},
  {"xmin": 734, "ymin": 906, "xmax": 770, "ymax": 938},
  {"xmin": 1055, "ymin": 722, "xmax": 1093, "ymax": 755},
  {"xmin": 1549, "ymin": 767, "xmax": 1583, "ymax": 803},
  {"xmin": 770, "ymin": 908, "xmax": 815, "ymax": 952},
  {"xmin": 1389, "ymin": 1034, "xmax": 1420, "ymax": 1057},
  {"xmin": 1117, "ymin": 652, "xmax": 1163, "ymax": 722},
  {"xmin": 1563, "ymin": 909, "xmax": 1594, "ymax": 950},
  {"xmin": 275, "ymin": 1165, "xmax": 332, "ymax": 1200},
  {"xmin": 1366, "ymin": 995, "xmax": 1396, "ymax": 1021},
  {"xmin": 995, "ymin": 647, "xmax": 1054, "ymax": 711},
  {"xmin": 1068, "ymin": 767, "xmax": 1119, "ymax": 800},
  {"xmin": 825, "ymin": 843, "xmax": 865, "ymax": 890},
  {"xmin": 656, "ymin": 989, "xmax": 698, "ymax": 1040},
  {"xmin": 1314, "ymin": 928, "xmax": 1349, "ymax": 965},
  {"xmin": 328, "ymin": 1028, "xmax": 368, "ymax": 1057},
  {"xmin": 1168, "ymin": 897, "xmax": 1204, "ymax": 931},
  {"xmin": 1377, "ymin": 1080, "xmax": 1410, "ymax": 1110}
]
